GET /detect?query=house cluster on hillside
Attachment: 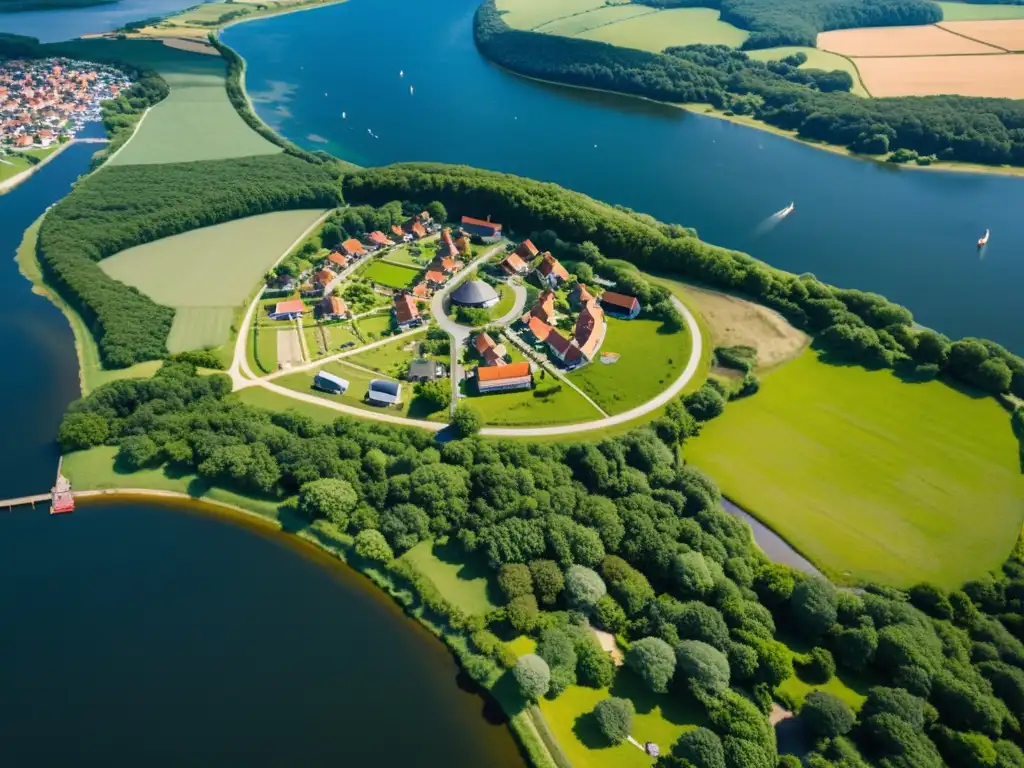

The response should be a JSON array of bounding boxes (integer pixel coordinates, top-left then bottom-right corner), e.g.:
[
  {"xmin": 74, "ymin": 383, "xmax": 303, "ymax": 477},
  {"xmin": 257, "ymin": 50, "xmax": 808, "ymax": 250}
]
[
  {"xmin": 499, "ymin": 240, "xmax": 572, "ymax": 292},
  {"xmin": 390, "ymin": 210, "xmax": 439, "ymax": 242},
  {"xmin": 0, "ymin": 58, "xmax": 130, "ymax": 150},
  {"xmin": 415, "ymin": 227, "xmax": 467, "ymax": 298}
]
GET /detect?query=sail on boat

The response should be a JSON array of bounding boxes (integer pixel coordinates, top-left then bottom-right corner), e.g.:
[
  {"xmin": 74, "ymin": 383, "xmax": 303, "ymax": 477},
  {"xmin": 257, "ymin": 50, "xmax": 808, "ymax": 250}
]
[
  {"xmin": 341, "ymin": 111, "xmax": 346, "ymax": 119},
  {"xmin": 778, "ymin": 202, "xmax": 795, "ymax": 218},
  {"xmin": 978, "ymin": 229, "xmax": 990, "ymax": 247},
  {"xmin": 409, "ymin": 85, "xmax": 414, "ymax": 95},
  {"xmin": 399, "ymin": 70, "xmax": 404, "ymax": 77}
]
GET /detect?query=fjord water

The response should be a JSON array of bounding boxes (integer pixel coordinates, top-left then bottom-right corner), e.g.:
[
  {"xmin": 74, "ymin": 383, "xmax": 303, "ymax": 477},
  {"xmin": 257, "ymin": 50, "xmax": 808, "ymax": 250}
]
[
  {"xmin": 0, "ymin": 0, "xmax": 205, "ymax": 43},
  {"xmin": 225, "ymin": 0, "xmax": 1024, "ymax": 351},
  {"xmin": 0, "ymin": 152, "xmax": 524, "ymax": 765}
]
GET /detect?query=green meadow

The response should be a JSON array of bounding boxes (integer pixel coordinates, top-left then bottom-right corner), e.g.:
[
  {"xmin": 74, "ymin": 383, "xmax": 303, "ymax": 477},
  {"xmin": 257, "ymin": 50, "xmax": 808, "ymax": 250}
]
[
  {"xmin": 361, "ymin": 261, "xmax": 422, "ymax": 290},
  {"xmin": 496, "ymin": 0, "xmax": 608, "ymax": 30},
  {"xmin": 400, "ymin": 541, "xmax": 500, "ymax": 615},
  {"xmin": 746, "ymin": 46, "xmax": 869, "ymax": 96},
  {"xmin": 50, "ymin": 38, "xmax": 280, "ymax": 165},
  {"xmin": 537, "ymin": 4, "xmax": 657, "ymax": 36},
  {"xmin": 685, "ymin": 348, "xmax": 1024, "ymax": 588},
  {"xmin": 938, "ymin": 1, "xmax": 1024, "ymax": 20},
  {"xmin": 570, "ymin": 316, "xmax": 689, "ymax": 415},
  {"xmin": 579, "ymin": 8, "xmax": 749, "ymax": 49},
  {"xmin": 276, "ymin": 360, "xmax": 411, "ymax": 417},
  {"xmin": 99, "ymin": 209, "xmax": 326, "ymax": 352},
  {"xmin": 347, "ymin": 333, "xmax": 426, "ymax": 377}
]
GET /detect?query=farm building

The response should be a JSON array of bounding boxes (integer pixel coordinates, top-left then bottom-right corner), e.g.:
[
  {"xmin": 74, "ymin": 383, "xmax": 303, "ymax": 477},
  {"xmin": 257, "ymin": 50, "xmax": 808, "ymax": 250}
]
[
  {"xmin": 340, "ymin": 238, "xmax": 366, "ymax": 257},
  {"xmin": 450, "ymin": 280, "xmax": 499, "ymax": 308},
  {"xmin": 408, "ymin": 359, "xmax": 446, "ymax": 382},
  {"xmin": 569, "ymin": 283, "xmax": 594, "ymax": 310},
  {"xmin": 476, "ymin": 361, "xmax": 532, "ymax": 393},
  {"xmin": 522, "ymin": 290, "xmax": 556, "ymax": 325},
  {"xmin": 313, "ymin": 370, "xmax": 349, "ymax": 394},
  {"xmin": 499, "ymin": 252, "xmax": 530, "ymax": 276},
  {"xmin": 524, "ymin": 299, "xmax": 604, "ymax": 369},
  {"xmin": 601, "ymin": 292, "xmax": 641, "ymax": 319},
  {"xmin": 402, "ymin": 219, "xmax": 427, "ymax": 239},
  {"xmin": 474, "ymin": 332, "xmax": 507, "ymax": 366},
  {"xmin": 308, "ymin": 269, "xmax": 334, "ymax": 296},
  {"xmin": 393, "ymin": 293, "xmax": 421, "ymax": 328},
  {"xmin": 460, "ymin": 215, "xmax": 503, "ymax": 243},
  {"xmin": 366, "ymin": 231, "xmax": 394, "ymax": 248},
  {"xmin": 391, "ymin": 224, "xmax": 412, "ymax": 242},
  {"xmin": 368, "ymin": 379, "xmax": 402, "ymax": 406},
  {"xmin": 429, "ymin": 253, "xmax": 462, "ymax": 276},
  {"xmin": 524, "ymin": 315, "xmax": 555, "ymax": 345},
  {"xmin": 318, "ymin": 295, "xmax": 349, "ymax": 320},
  {"xmin": 535, "ymin": 252, "xmax": 570, "ymax": 289},
  {"xmin": 270, "ymin": 299, "xmax": 306, "ymax": 320}
]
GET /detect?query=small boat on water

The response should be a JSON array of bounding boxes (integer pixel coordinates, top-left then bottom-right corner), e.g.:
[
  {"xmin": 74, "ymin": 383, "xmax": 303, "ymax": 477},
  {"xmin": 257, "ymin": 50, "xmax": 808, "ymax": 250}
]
[
  {"xmin": 409, "ymin": 85, "xmax": 414, "ymax": 95},
  {"xmin": 341, "ymin": 111, "xmax": 346, "ymax": 119},
  {"xmin": 399, "ymin": 70, "xmax": 404, "ymax": 77},
  {"xmin": 978, "ymin": 229, "xmax": 990, "ymax": 247},
  {"xmin": 779, "ymin": 201, "xmax": 795, "ymax": 218}
]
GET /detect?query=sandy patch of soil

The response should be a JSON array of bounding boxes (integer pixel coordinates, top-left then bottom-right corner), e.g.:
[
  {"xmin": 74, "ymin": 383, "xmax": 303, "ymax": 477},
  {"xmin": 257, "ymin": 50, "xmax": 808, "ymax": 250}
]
[
  {"xmin": 770, "ymin": 703, "xmax": 794, "ymax": 725},
  {"xmin": 590, "ymin": 627, "xmax": 625, "ymax": 666},
  {"xmin": 854, "ymin": 53, "xmax": 1024, "ymax": 97},
  {"xmin": 684, "ymin": 286, "xmax": 808, "ymax": 370},
  {"xmin": 818, "ymin": 24, "xmax": 1001, "ymax": 56},
  {"xmin": 158, "ymin": 37, "xmax": 221, "ymax": 54},
  {"xmin": 277, "ymin": 327, "xmax": 303, "ymax": 369},
  {"xmin": 938, "ymin": 19, "xmax": 1024, "ymax": 51}
]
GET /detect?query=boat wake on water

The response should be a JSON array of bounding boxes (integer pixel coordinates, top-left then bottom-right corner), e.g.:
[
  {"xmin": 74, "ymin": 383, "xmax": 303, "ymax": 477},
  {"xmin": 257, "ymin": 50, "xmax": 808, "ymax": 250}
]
[{"xmin": 753, "ymin": 202, "xmax": 795, "ymax": 237}]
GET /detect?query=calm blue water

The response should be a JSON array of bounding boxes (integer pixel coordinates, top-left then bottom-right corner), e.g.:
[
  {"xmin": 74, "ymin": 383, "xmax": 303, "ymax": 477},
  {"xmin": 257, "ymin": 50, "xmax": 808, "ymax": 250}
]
[
  {"xmin": 0, "ymin": 0, "xmax": 206, "ymax": 42},
  {"xmin": 225, "ymin": 0, "xmax": 1024, "ymax": 351}
]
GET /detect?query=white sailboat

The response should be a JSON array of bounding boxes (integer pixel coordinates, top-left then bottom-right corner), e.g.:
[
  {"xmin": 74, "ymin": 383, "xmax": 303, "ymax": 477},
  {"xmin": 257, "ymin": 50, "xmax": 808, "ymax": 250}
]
[
  {"xmin": 341, "ymin": 111, "xmax": 346, "ymax": 119},
  {"xmin": 409, "ymin": 85, "xmax": 414, "ymax": 95},
  {"xmin": 978, "ymin": 229, "xmax": 990, "ymax": 247},
  {"xmin": 399, "ymin": 70, "xmax": 404, "ymax": 77},
  {"xmin": 778, "ymin": 201, "xmax": 795, "ymax": 218}
]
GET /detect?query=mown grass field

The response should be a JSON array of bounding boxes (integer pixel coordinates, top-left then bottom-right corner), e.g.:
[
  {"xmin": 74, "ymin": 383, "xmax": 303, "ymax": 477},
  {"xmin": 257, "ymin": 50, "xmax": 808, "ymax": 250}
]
[
  {"xmin": 276, "ymin": 360, "xmax": 411, "ymax": 416},
  {"xmin": 99, "ymin": 209, "xmax": 326, "ymax": 352},
  {"xmin": 580, "ymin": 8, "xmax": 748, "ymax": 49},
  {"xmin": 685, "ymin": 348, "xmax": 1024, "ymax": 588},
  {"xmin": 0, "ymin": 145, "xmax": 59, "ymax": 182},
  {"xmin": 466, "ymin": 373, "xmax": 603, "ymax": 427},
  {"xmin": 489, "ymin": 284, "xmax": 517, "ymax": 320},
  {"xmin": 746, "ymin": 46, "xmax": 869, "ymax": 96},
  {"xmin": 538, "ymin": 4, "xmax": 656, "ymax": 36},
  {"xmin": 496, "ymin": 0, "xmax": 607, "ymax": 30},
  {"xmin": 400, "ymin": 541, "xmax": 500, "ymax": 615},
  {"xmin": 361, "ymin": 261, "xmax": 422, "ymax": 290},
  {"xmin": 355, "ymin": 312, "xmax": 394, "ymax": 339},
  {"xmin": 347, "ymin": 333, "xmax": 425, "ymax": 376},
  {"xmin": 49, "ymin": 39, "xmax": 280, "ymax": 165},
  {"xmin": 938, "ymin": 1, "xmax": 1024, "ymax": 20},
  {"xmin": 570, "ymin": 316, "xmax": 689, "ymax": 415}
]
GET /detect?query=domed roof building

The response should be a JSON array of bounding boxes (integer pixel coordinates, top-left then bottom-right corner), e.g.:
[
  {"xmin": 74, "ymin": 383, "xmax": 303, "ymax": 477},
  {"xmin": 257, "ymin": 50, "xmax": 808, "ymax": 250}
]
[{"xmin": 450, "ymin": 280, "xmax": 499, "ymax": 308}]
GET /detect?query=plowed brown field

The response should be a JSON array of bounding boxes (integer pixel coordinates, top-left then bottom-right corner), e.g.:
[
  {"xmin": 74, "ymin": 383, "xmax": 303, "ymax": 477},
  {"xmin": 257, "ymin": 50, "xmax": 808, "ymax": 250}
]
[
  {"xmin": 853, "ymin": 53, "xmax": 1024, "ymax": 97},
  {"xmin": 938, "ymin": 19, "xmax": 1024, "ymax": 50},
  {"xmin": 818, "ymin": 24, "xmax": 1001, "ymax": 56}
]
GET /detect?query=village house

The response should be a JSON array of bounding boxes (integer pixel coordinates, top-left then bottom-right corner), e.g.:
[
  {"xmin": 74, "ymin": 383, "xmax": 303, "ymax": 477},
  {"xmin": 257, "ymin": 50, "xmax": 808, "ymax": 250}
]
[
  {"xmin": 473, "ymin": 332, "xmax": 508, "ymax": 366},
  {"xmin": 535, "ymin": 252, "xmax": 570, "ymax": 289},
  {"xmin": 339, "ymin": 238, "xmax": 366, "ymax": 258},
  {"xmin": 408, "ymin": 359, "xmax": 447, "ymax": 382},
  {"xmin": 513, "ymin": 239, "xmax": 539, "ymax": 262},
  {"xmin": 368, "ymin": 379, "xmax": 402, "ymax": 406},
  {"xmin": 264, "ymin": 274, "xmax": 297, "ymax": 297},
  {"xmin": 318, "ymin": 295, "xmax": 349, "ymax": 321},
  {"xmin": 270, "ymin": 299, "xmax": 306, "ymax": 320},
  {"xmin": 313, "ymin": 370, "xmax": 349, "ymax": 394},
  {"xmin": 365, "ymin": 231, "xmax": 394, "ymax": 250},
  {"xmin": 600, "ymin": 291, "xmax": 642, "ymax": 319},
  {"xmin": 402, "ymin": 218, "xmax": 428, "ymax": 239},
  {"xmin": 309, "ymin": 269, "xmax": 334, "ymax": 296},
  {"xmin": 437, "ymin": 228, "xmax": 459, "ymax": 259},
  {"xmin": 460, "ymin": 215, "xmax": 503, "ymax": 243},
  {"xmin": 568, "ymin": 283, "xmax": 594, "ymax": 310},
  {"xmin": 475, "ymin": 361, "xmax": 532, "ymax": 394},
  {"xmin": 327, "ymin": 251, "xmax": 349, "ymax": 271},
  {"xmin": 454, "ymin": 235, "xmax": 472, "ymax": 256},
  {"xmin": 391, "ymin": 224, "xmax": 413, "ymax": 243},
  {"xmin": 393, "ymin": 292, "xmax": 421, "ymax": 328},
  {"xmin": 522, "ymin": 290, "xmax": 556, "ymax": 326},
  {"xmin": 425, "ymin": 270, "xmax": 446, "ymax": 289},
  {"xmin": 522, "ymin": 298, "xmax": 605, "ymax": 369},
  {"xmin": 412, "ymin": 282, "xmax": 429, "ymax": 299},
  {"xmin": 499, "ymin": 251, "xmax": 530, "ymax": 277},
  {"xmin": 428, "ymin": 253, "xmax": 462, "ymax": 275}
]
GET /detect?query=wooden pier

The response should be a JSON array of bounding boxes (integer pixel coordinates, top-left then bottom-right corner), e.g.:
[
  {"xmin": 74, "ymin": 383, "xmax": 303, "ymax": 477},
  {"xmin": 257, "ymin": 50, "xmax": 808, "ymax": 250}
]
[{"xmin": 0, "ymin": 457, "xmax": 74, "ymax": 513}]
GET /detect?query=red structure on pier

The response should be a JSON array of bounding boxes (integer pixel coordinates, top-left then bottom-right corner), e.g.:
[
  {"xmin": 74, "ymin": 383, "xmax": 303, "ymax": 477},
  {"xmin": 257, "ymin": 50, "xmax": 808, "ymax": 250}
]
[{"xmin": 50, "ymin": 457, "xmax": 74, "ymax": 514}]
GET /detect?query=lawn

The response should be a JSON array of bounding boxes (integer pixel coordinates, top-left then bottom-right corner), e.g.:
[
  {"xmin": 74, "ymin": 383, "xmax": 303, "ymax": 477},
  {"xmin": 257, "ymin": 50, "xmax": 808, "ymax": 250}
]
[
  {"xmin": 251, "ymin": 323, "xmax": 278, "ymax": 374},
  {"xmin": 232, "ymin": 386, "xmax": 342, "ymax": 425},
  {"xmin": 346, "ymin": 333, "xmax": 425, "ymax": 377},
  {"xmin": 685, "ymin": 348, "xmax": 1024, "ymax": 588},
  {"xmin": 579, "ymin": 8, "xmax": 749, "ymax": 49},
  {"xmin": 361, "ymin": 261, "xmax": 422, "ymax": 290},
  {"xmin": 275, "ymin": 360, "xmax": 411, "ymax": 417},
  {"xmin": 776, "ymin": 635, "xmax": 869, "ymax": 712},
  {"xmin": 488, "ymin": 283, "xmax": 518, "ymax": 321},
  {"xmin": 465, "ymin": 373, "xmax": 604, "ymax": 427},
  {"xmin": 745, "ymin": 46, "xmax": 869, "ymax": 96},
  {"xmin": 538, "ymin": 4, "xmax": 658, "ymax": 36},
  {"xmin": 0, "ymin": 145, "xmax": 60, "ymax": 182},
  {"xmin": 938, "ymin": 1, "xmax": 1024, "ymax": 20},
  {"xmin": 400, "ymin": 540, "xmax": 500, "ymax": 615},
  {"xmin": 385, "ymin": 241, "xmax": 436, "ymax": 267},
  {"xmin": 51, "ymin": 39, "xmax": 280, "ymax": 165},
  {"xmin": 355, "ymin": 312, "xmax": 395, "ymax": 341},
  {"xmin": 569, "ymin": 316, "xmax": 690, "ymax": 415},
  {"xmin": 100, "ymin": 209, "xmax": 326, "ymax": 351},
  {"xmin": 495, "ymin": 0, "xmax": 607, "ymax": 30}
]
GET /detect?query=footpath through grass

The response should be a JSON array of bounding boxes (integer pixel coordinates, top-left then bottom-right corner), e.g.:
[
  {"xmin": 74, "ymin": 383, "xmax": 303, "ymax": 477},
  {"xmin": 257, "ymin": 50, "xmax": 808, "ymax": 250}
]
[{"xmin": 685, "ymin": 347, "xmax": 1024, "ymax": 588}]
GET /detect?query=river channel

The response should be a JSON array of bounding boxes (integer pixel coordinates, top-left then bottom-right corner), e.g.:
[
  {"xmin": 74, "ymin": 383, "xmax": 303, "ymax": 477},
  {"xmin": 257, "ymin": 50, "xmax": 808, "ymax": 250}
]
[{"xmin": 224, "ymin": 0, "xmax": 1024, "ymax": 352}]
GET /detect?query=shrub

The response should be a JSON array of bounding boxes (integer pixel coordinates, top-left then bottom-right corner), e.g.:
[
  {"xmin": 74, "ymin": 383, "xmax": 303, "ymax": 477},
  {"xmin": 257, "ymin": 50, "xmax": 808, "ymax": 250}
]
[
  {"xmin": 577, "ymin": 637, "xmax": 616, "ymax": 688},
  {"xmin": 58, "ymin": 411, "xmax": 110, "ymax": 450},
  {"xmin": 594, "ymin": 594, "xmax": 628, "ymax": 634},
  {"xmin": 529, "ymin": 559, "xmax": 564, "ymax": 605},
  {"xmin": 791, "ymin": 577, "xmax": 838, "ymax": 639},
  {"xmin": 298, "ymin": 478, "xmax": 358, "ymax": 526},
  {"xmin": 353, "ymin": 529, "xmax": 393, "ymax": 562},
  {"xmin": 670, "ymin": 727, "xmax": 724, "ymax": 768},
  {"xmin": 565, "ymin": 565, "xmax": 606, "ymax": 610},
  {"xmin": 626, "ymin": 636, "xmax": 677, "ymax": 693},
  {"xmin": 672, "ymin": 550, "xmax": 715, "ymax": 599},
  {"xmin": 537, "ymin": 627, "xmax": 577, "ymax": 671},
  {"xmin": 800, "ymin": 691, "xmax": 855, "ymax": 739},
  {"xmin": 498, "ymin": 563, "xmax": 533, "ymax": 601},
  {"xmin": 835, "ymin": 625, "xmax": 878, "ymax": 672},
  {"xmin": 513, "ymin": 654, "xmax": 550, "ymax": 701},
  {"xmin": 507, "ymin": 593, "xmax": 540, "ymax": 633},
  {"xmin": 451, "ymin": 404, "xmax": 481, "ymax": 437},
  {"xmin": 684, "ymin": 383, "xmax": 726, "ymax": 421},
  {"xmin": 594, "ymin": 697, "xmax": 634, "ymax": 744},
  {"xmin": 798, "ymin": 647, "xmax": 836, "ymax": 684},
  {"xmin": 676, "ymin": 640, "xmax": 731, "ymax": 695}
]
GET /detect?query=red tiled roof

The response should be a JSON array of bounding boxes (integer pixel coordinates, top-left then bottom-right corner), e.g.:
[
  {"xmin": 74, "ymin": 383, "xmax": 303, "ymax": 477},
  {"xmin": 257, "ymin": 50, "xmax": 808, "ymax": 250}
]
[
  {"xmin": 574, "ymin": 300, "xmax": 604, "ymax": 359},
  {"xmin": 572, "ymin": 283, "xmax": 594, "ymax": 303},
  {"xmin": 411, "ymin": 222, "xmax": 427, "ymax": 238},
  {"xmin": 442, "ymin": 228, "xmax": 456, "ymax": 254},
  {"xmin": 321, "ymin": 296, "xmax": 348, "ymax": 316},
  {"xmin": 314, "ymin": 269, "xmax": 334, "ymax": 286},
  {"xmin": 461, "ymin": 215, "xmax": 502, "ymax": 233},
  {"xmin": 341, "ymin": 238, "xmax": 365, "ymax": 254},
  {"xmin": 526, "ymin": 315, "xmax": 553, "ymax": 341},
  {"xmin": 474, "ymin": 333, "xmax": 497, "ymax": 355},
  {"xmin": 514, "ymin": 239, "xmax": 539, "ymax": 260},
  {"xmin": 394, "ymin": 293, "xmax": 419, "ymax": 324},
  {"xmin": 537, "ymin": 252, "xmax": 570, "ymax": 281},
  {"xmin": 367, "ymin": 231, "xmax": 394, "ymax": 246},
  {"xmin": 478, "ymin": 361, "xmax": 529, "ymax": 382},
  {"xmin": 273, "ymin": 299, "xmax": 305, "ymax": 315},
  {"xmin": 425, "ymin": 270, "xmax": 445, "ymax": 284},
  {"xmin": 392, "ymin": 225, "xmax": 405, "ymax": 237},
  {"xmin": 412, "ymin": 282, "xmax": 429, "ymax": 298},
  {"xmin": 500, "ymin": 253, "xmax": 528, "ymax": 274},
  {"xmin": 328, "ymin": 252, "xmax": 348, "ymax": 267},
  {"xmin": 601, "ymin": 291, "xmax": 640, "ymax": 311},
  {"xmin": 527, "ymin": 291, "xmax": 556, "ymax": 324}
]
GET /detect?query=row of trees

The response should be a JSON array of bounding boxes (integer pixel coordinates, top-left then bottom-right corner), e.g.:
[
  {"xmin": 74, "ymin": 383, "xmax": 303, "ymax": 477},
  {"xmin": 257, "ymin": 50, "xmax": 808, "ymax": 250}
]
[
  {"xmin": 476, "ymin": 1, "xmax": 1024, "ymax": 167},
  {"xmin": 38, "ymin": 155, "xmax": 343, "ymax": 367},
  {"xmin": 638, "ymin": 0, "xmax": 941, "ymax": 49},
  {"xmin": 343, "ymin": 163, "xmax": 1024, "ymax": 397},
  {"xmin": 56, "ymin": 360, "xmax": 1024, "ymax": 765}
]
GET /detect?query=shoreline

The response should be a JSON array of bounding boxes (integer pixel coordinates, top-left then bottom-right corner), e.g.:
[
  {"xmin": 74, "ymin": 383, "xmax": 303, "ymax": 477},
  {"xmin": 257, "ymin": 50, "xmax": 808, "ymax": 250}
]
[
  {"xmin": 0, "ymin": 139, "xmax": 80, "ymax": 196},
  {"xmin": 490, "ymin": 63, "xmax": 1024, "ymax": 179}
]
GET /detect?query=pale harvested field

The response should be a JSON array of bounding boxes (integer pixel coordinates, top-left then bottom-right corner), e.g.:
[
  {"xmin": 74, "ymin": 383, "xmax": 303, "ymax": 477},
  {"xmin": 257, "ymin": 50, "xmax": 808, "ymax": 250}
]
[
  {"xmin": 938, "ymin": 19, "xmax": 1024, "ymax": 50},
  {"xmin": 158, "ymin": 37, "xmax": 220, "ymax": 55},
  {"xmin": 818, "ymin": 24, "xmax": 1001, "ymax": 56},
  {"xmin": 684, "ymin": 285, "xmax": 808, "ymax": 369},
  {"xmin": 277, "ymin": 327, "xmax": 303, "ymax": 368},
  {"xmin": 854, "ymin": 53, "xmax": 1024, "ymax": 97}
]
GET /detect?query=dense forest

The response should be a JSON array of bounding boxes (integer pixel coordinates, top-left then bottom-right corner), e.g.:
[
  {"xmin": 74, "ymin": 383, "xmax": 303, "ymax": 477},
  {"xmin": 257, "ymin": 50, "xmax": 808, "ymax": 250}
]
[
  {"xmin": 58, "ymin": 360, "xmax": 1024, "ymax": 767},
  {"xmin": 637, "ymin": 0, "xmax": 940, "ymax": 49},
  {"xmin": 38, "ymin": 155, "xmax": 343, "ymax": 367},
  {"xmin": 476, "ymin": 1, "xmax": 1024, "ymax": 166},
  {"xmin": 344, "ymin": 163, "xmax": 1024, "ymax": 397}
]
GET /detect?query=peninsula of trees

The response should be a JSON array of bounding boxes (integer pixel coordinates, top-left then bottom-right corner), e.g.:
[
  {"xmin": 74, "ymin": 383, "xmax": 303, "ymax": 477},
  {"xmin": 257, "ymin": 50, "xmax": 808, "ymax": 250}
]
[{"xmin": 474, "ymin": 0, "xmax": 1024, "ymax": 167}]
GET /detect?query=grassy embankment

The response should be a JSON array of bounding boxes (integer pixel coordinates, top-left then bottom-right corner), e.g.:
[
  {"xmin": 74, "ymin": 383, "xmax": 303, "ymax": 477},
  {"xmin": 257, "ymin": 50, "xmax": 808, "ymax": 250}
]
[
  {"xmin": 0, "ymin": 145, "xmax": 62, "ymax": 185},
  {"xmin": 685, "ymin": 346, "xmax": 1024, "ymax": 589}
]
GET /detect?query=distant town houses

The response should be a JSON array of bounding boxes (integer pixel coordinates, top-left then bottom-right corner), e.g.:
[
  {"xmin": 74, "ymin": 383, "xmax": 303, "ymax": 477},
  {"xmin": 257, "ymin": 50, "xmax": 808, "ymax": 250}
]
[
  {"xmin": 460, "ymin": 215, "xmax": 503, "ymax": 243},
  {"xmin": 522, "ymin": 290, "xmax": 556, "ymax": 326},
  {"xmin": 0, "ymin": 58, "xmax": 131, "ymax": 150},
  {"xmin": 365, "ymin": 230, "xmax": 394, "ymax": 249},
  {"xmin": 339, "ymin": 238, "xmax": 366, "ymax": 258}
]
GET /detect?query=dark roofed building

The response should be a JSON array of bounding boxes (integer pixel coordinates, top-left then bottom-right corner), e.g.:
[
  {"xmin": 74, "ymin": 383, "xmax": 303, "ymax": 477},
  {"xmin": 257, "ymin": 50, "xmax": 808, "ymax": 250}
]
[
  {"xmin": 367, "ymin": 378, "xmax": 402, "ymax": 406},
  {"xmin": 408, "ymin": 358, "xmax": 446, "ymax": 382},
  {"xmin": 601, "ymin": 292, "xmax": 641, "ymax": 319},
  {"xmin": 450, "ymin": 280, "xmax": 499, "ymax": 308}
]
